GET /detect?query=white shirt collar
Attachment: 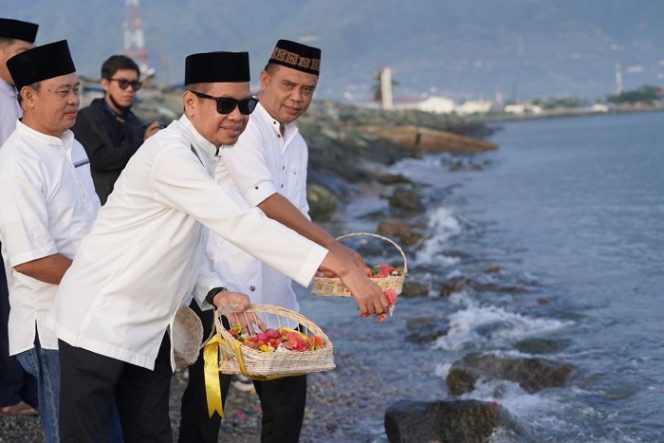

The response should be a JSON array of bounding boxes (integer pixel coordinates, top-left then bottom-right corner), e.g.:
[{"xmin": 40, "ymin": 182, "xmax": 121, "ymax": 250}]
[
  {"xmin": 178, "ymin": 114, "xmax": 219, "ymax": 165},
  {"xmin": 15, "ymin": 120, "xmax": 75, "ymax": 151}
]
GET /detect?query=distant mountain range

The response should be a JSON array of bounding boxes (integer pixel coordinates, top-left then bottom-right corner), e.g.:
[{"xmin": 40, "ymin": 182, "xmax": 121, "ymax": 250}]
[{"xmin": 6, "ymin": 0, "xmax": 664, "ymax": 102}]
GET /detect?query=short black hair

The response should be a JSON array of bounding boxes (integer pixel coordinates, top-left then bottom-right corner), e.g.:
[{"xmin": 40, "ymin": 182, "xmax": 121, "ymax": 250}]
[{"xmin": 100, "ymin": 55, "xmax": 140, "ymax": 80}]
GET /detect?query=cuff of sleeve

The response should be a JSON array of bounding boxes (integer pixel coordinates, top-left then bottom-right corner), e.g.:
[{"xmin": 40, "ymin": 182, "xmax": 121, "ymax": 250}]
[
  {"xmin": 292, "ymin": 244, "xmax": 328, "ymax": 288},
  {"xmin": 205, "ymin": 287, "xmax": 226, "ymax": 307},
  {"xmin": 9, "ymin": 246, "xmax": 58, "ymax": 268},
  {"xmin": 244, "ymin": 180, "xmax": 278, "ymax": 208}
]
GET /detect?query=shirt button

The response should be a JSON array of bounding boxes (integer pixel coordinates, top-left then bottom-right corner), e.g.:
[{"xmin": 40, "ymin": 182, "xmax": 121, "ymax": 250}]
[
  {"xmin": 282, "ymin": 166, "xmax": 285, "ymax": 170},
  {"xmin": 255, "ymin": 186, "xmax": 259, "ymax": 190},
  {"xmin": 250, "ymin": 285, "xmax": 256, "ymax": 292},
  {"xmin": 281, "ymin": 184, "xmax": 284, "ymax": 188}
]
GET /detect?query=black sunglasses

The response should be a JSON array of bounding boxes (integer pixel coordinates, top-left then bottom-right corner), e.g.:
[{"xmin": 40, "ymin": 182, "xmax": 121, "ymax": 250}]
[
  {"xmin": 110, "ymin": 78, "xmax": 143, "ymax": 91},
  {"xmin": 191, "ymin": 91, "xmax": 258, "ymax": 115}
]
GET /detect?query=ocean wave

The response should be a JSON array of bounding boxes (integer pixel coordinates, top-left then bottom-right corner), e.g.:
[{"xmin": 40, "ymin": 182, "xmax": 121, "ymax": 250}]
[
  {"xmin": 433, "ymin": 294, "xmax": 573, "ymax": 351},
  {"xmin": 415, "ymin": 206, "xmax": 463, "ymax": 264}
]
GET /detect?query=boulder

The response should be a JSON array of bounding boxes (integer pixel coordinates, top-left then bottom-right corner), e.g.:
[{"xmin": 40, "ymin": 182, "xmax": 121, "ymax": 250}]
[
  {"xmin": 377, "ymin": 220, "xmax": 424, "ymax": 247},
  {"xmin": 385, "ymin": 399, "xmax": 535, "ymax": 443},
  {"xmin": 439, "ymin": 276, "xmax": 528, "ymax": 297},
  {"xmin": 447, "ymin": 352, "xmax": 576, "ymax": 395},
  {"xmin": 514, "ymin": 338, "xmax": 571, "ymax": 355},
  {"xmin": 401, "ymin": 280, "xmax": 429, "ymax": 298},
  {"xmin": 388, "ymin": 187, "xmax": 425, "ymax": 214},
  {"xmin": 358, "ymin": 124, "xmax": 498, "ymax": 153},
  {"xmin": 405, "ymin": 316, "xmax": 449, "ymax": 343},
  {"xmin": 373, "ymin": 172, "xmax": 413, "ymax": 185}
]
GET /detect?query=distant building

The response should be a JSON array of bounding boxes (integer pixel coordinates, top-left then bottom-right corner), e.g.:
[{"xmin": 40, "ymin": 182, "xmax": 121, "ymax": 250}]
[
  {"xmin": 591, "ymin": 103, "xmax": 609, "ymax": 113},
  {"xmin": 393, "ymin": 95, "xmax": 456, "ymax": 114},
  {"xmin": 458, "ymin": 99, "xmax": 492, "ymax": 115},
  {"xmin": 504, "ymin": 103, "xmax": 543, "ymax": 115}
]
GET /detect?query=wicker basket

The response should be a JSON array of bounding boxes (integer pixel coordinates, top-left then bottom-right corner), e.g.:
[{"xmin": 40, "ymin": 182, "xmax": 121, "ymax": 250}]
[
  {"xmin": 214, "ymin": 304, "xmax": 335, "ymax": 380},
  {"xmin": 172, "ymin": 304, "xmax": 204, "ymax": 370},
  {"xmin": 311, "ymin": 232, "xmax": 408, "ymax": 297}
]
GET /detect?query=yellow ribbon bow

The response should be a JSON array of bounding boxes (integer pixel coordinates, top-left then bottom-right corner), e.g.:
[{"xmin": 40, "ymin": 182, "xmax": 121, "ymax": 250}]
[{"xmin": 203, "ymin": 334, "xmax": 225, "ymax": 418}]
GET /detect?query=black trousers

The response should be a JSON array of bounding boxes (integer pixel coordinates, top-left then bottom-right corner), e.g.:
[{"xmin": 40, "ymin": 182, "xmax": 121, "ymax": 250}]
[
  {"xmin": 59, "ymin": 333, "xmax": 173, "ymax": 443},
  {"xmin": 178, "ymin": 301, "xmax": 307, "ymax": 443},
  {"xmin": 0, "ymin": 245, "xmax": 38, "ymax": 408}
]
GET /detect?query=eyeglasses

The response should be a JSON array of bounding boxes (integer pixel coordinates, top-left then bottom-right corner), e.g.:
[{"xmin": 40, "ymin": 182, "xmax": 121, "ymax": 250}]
[
  {"xmin": 109, "ymin": 78, "xmax": 143, "ymax": 91},
  {"xmin": 191, "ymin": 91, "xmax": 258, "ymax": 115}
]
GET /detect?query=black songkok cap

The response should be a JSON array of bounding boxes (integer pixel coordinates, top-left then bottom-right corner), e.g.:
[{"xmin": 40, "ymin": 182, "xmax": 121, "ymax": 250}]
[
  {"xmin": 0, "ymin": 18, "xmax": 38, "ymax": 43},
  {"xmin": 7, "ymin": 40, "xmax": 76, "ymax": 90},
  {"xmin": 268, "ymin": 39, "xmax": 321, "ymax": 76},
  {"xmin": 184, "ymin": 51, "xmax": 250, "ymax": 85}
]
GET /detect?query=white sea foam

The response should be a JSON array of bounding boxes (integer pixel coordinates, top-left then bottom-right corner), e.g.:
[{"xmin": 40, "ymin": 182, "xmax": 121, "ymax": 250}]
[
  {"xmin": 433, "ymin": 295, "xmax": 572, "ymax": 351},
  {"xmin": 415, "ymin": 206, "xmax": 463, "ymax": 264}
]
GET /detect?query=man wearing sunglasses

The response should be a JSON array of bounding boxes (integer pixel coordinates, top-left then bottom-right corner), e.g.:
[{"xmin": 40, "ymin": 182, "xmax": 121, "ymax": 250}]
[
  {"xmin": 51, "ymin": 50, "xmax": 388, "ymax": 442},
  {"xmin": 180, "ymin": 39, "xmax": 367, "ymax": 443},
  {"xmin": 73, "ymin": 54, "xmax": 161, "ymax": 204}
]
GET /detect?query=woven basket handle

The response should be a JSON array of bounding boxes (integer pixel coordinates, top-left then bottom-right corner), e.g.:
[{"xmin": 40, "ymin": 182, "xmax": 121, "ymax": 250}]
[{"xmin": 336, "ymin": 232, "xmax": 408, "ymax": 274}]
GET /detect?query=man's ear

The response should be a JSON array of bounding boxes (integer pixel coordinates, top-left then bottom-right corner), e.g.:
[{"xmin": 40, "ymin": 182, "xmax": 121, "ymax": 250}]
[
  {"xmin": 21, "ymin": 86, "xmax": 37, "ymax": 109},
  {"xmin": 182, "ymin": 90, "xmax": 197, "ymax": 117},
  {"xmin": 100, "ymin": 78, "xmax": 110, "ymax": 94},
  {"xmin": 259, "ymin": 70, "xmax": 271, "ymax": 91}
]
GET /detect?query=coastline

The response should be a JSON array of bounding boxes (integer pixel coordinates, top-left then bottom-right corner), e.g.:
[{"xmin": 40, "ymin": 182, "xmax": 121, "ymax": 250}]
[{"xmin": 474, "ymin": 103, "xmax": 664, "ymax": 124}]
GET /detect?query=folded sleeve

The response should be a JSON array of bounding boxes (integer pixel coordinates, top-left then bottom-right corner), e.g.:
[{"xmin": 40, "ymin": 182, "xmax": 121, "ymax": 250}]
[
  {"xmin": 150, "ymin": 148, "xmax": 327, "ymax": 288},
  {"xmin": 0, "ymin": 175, "xmax": 58, "ymax": 267}
]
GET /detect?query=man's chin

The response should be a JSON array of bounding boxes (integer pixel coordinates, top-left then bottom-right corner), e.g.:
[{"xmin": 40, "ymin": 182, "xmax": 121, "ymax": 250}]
[{"xmin": 217, "ymin": 136, "xmax": 240, "ymax": 146}]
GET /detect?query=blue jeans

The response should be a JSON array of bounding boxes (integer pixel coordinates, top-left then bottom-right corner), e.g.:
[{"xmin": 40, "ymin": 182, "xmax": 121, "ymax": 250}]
[{"xmin": 16, "ymin": 334, "xmax": 60, "ymax": 443}]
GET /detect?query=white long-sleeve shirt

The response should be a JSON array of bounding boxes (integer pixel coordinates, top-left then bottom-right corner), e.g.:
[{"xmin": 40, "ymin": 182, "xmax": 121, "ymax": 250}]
[
  {"xmin": 210, "ymin": 103, "xmax": 310, "ymax": 312},
  {"xmin": 0, "ymin": 121, "xmax": 99, "ymax": 355},
  {"xmin": 50, "ymin": 115, "xmax": 327, "ymax": 370}
]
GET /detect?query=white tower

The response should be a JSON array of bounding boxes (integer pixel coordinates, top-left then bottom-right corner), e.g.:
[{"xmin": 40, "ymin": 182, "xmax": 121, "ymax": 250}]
[
  {"xmin": 380, "ymin": 66, "xmax": 394, "ymax": 110},
  {"xmin": 615, "ymin": 63, "xmax": 623, "ymax": 95}
]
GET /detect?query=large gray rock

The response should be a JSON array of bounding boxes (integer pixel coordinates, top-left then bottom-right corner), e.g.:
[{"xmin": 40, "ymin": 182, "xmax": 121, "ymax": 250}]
[
  {"xmin": 514, "ymin": 338, "xmax": 572, "ymax": 355},
  {"xmin": 439, "ymin": 276, "xmax": 528, "ymax": 297},
  {"xmin": 447, "ymin": 353, "xmax": 576, "ymax": 395},
  {"xmin": 385, "ymin": 399, "xmax": 536, "ymax": 443},
  {"xmin": 401, "ymin": 280, "xmax": 429, "ymax": 298},
  {"xmin": 388, "ymin": 187, "xmax": 425, "ymax": 214},
  {"xmin": 405, "ymin": 316, "xmax": 449, "ymax": 343},
  {"xmin": 377, "ymin": 220, "xmax": 425, "ymax": 247}
]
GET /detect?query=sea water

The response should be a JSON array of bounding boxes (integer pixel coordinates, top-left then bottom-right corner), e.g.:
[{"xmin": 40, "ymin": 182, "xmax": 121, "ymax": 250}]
[{"xmin": 302, "ymin": 111, "xmax": 664, "ymax": 442}]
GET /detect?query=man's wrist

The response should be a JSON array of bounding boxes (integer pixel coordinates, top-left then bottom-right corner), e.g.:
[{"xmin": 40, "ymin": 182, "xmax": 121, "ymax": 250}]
[{"xmin": 205, "ymin": 287, "xmax": 226, "ymax": 306}]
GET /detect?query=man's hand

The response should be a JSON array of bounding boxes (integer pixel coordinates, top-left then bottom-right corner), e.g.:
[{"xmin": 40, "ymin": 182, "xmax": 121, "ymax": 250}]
[
  {"xmin": 212, "ymin": 290, "xmax": 265, "ymax": 332},
  {"xmin": 143, "ymin": 121, "xmax": 161, "ymax": 140},
  {"xmin": 319, "ymin": 252, "xmax": 389, "ymax": 316}
]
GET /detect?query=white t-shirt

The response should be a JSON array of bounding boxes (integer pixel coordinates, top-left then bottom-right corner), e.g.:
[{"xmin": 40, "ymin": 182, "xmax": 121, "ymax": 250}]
[
  {"xmin": 0, "ymin": 121, "xmax": 99, "ymax": 354},
  {"xmin": 50, "ymin": 115, "xmax": 327, "ymax": 370},
  {"xmin": 210, "ymin": 103, "xmax": 310, "ymax": 313}
]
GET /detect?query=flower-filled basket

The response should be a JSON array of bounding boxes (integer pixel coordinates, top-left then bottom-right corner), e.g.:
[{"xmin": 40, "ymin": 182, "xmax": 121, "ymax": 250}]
[
  {"xmin": 311, "ymin": 232, "xmax": 407, "ymax": 297},
  {"xmin": 213, "ymin": 304, "xmax": 335, "ymax": 380}
]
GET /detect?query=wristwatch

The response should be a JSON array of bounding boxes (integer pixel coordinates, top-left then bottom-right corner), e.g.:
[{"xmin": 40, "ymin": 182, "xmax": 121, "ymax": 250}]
[{"xmin": 205, "ymin": 287, "xmax": 227, "ymax": 306}]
